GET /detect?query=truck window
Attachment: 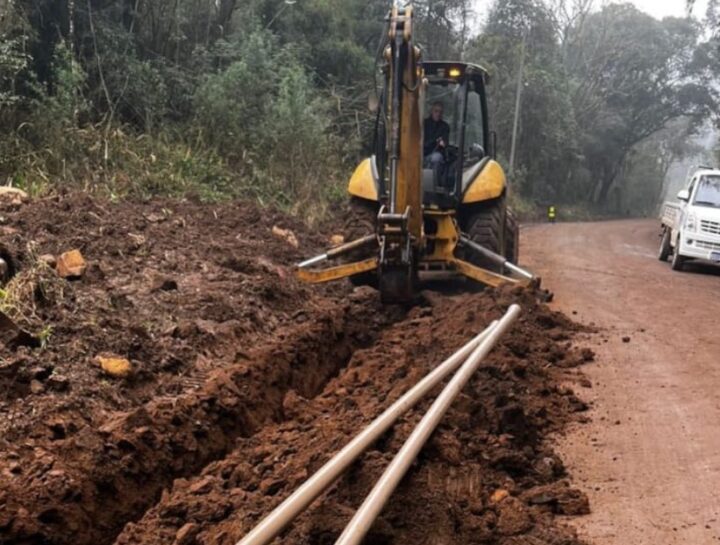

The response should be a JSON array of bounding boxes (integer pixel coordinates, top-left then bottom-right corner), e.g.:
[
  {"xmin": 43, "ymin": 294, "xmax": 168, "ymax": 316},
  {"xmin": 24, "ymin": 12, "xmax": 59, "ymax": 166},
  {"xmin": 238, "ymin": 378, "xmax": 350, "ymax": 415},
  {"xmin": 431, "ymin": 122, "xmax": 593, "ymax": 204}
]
[{"xmin": 694, "ymin": 175, "xmax": 720, "ymax": 208}]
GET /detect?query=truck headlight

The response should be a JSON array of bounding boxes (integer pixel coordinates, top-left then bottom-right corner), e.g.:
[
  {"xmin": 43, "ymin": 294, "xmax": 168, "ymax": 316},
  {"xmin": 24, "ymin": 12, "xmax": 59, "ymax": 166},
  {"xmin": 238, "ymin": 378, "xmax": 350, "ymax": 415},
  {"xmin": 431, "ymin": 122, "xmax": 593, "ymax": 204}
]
[{"xmin": 685, "ymin": 213, "xmax": 698, "ymax": 232}]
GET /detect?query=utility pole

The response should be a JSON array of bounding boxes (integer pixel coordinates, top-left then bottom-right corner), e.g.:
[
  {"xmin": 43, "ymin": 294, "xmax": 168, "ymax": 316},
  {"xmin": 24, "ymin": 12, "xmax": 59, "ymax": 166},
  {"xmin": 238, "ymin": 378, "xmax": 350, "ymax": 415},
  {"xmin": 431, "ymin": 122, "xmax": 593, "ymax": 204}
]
[{"xmin": 509, "ymin": 30, "xmax": 527, "ymax": 176}]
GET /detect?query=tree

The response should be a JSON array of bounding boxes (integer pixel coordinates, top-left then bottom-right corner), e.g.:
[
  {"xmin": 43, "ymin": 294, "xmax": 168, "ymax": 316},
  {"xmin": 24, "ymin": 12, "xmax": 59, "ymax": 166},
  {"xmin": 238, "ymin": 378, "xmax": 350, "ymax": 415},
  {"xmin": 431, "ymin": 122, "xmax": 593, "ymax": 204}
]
[
  {"xmin": 567, "ymin": 4, "xmax": 718, "ymax": 205},
  {"xmin": 467, "ymin": 0, "xmax": 578, "ymax": 202}
]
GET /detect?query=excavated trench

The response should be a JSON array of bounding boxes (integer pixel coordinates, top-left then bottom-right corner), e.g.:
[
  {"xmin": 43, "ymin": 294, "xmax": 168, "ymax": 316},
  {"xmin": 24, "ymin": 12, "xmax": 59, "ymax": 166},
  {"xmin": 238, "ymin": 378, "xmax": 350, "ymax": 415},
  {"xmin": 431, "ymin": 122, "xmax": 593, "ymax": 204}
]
[
  {"xmin": 0, "ymin": 290, "xmax": 404, "ymax": 545},
  {"xmin": 116, "ymin": 287, "xmax": 593, "ymax": 545},
  {"xmin": 0, "ymin": 194, "xmax": 594, "ymax": 545}
]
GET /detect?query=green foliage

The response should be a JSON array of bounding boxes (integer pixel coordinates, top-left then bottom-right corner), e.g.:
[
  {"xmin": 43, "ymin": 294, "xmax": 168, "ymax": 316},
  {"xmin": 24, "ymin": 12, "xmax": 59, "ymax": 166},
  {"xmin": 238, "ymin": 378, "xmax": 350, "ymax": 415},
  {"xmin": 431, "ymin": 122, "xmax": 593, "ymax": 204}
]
[
  {"xmin": 469, "ymin": 0, "xmax": 719, "ymax": 215},
  {"xmin": 35, "ymin": 43, "xmax": 88, "ymax": 131},
  {"xmin": 469, "ymin": 0, "xmax": 578, "ymax": 203},
  {"xmin": 194, "ymin": 31, "xmax": 281, "ymax": 157},
  {"xmin": 0, "ymin": 36, "xmax": 30, "ymax": 109},
  {"xmin": 1, "ymin": 0, "xmax": 720, "ymax": 221},
  {"xmin": 193, "ymin": 30, "xmax": 344, "ymax": 215}
]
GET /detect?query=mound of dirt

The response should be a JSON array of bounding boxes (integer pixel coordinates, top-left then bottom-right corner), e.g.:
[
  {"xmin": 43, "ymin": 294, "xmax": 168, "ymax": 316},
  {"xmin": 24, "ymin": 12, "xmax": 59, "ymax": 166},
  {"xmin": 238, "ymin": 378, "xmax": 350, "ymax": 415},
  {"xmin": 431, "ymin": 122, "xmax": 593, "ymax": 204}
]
[
  {"xmin": 116, "ymin": 287, "xmax": 591, "ymax": 545},
  {"xmin": 0, "ymin": 192, "xmax": 343, "ymax": 440},
  {"xmin": 0, "ymin": 193, "xmax": 367, "ymax": 544},
  {"xmin": 0, "ymin": 193, "xmax": 593, "ymax": 545}
]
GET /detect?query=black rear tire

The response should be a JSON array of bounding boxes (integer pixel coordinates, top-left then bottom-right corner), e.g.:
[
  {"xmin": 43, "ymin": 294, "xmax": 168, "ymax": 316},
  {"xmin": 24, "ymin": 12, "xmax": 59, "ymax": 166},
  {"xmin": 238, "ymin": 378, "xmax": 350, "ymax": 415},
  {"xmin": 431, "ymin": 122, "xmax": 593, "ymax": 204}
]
[
  {"xmin": 344, "ymin": 197, "xmax": 378, "ymax": 287},
  {"xmin": 505, "ymin": 210, "xmax": 519, "ymax": 264},
  {"xmin": 658, "ymin": 228, "xmax": 671, "ymax": 262},
  {"xmin": 463, "ymin": 197, "xmax": 507, "ymax": 272},
  {"xmin": 344, "ymin": 197, "xmax": 377, "ymax": 241}
]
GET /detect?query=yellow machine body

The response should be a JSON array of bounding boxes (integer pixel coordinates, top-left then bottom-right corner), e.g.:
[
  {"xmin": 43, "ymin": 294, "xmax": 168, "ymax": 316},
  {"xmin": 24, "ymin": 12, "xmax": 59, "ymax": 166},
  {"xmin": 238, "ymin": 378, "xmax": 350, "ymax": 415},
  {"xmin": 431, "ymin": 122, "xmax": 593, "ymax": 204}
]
[
  {"xmin": 461, "ymin": 160, "xmax": 506, "ymax": 204},
  {"xmin": 348, "ymin": 159, "xmax": 379, "ymax": 201},
  {"xmin": 348, "ymin": 157, "xmax": 507, "ymax": 205}
]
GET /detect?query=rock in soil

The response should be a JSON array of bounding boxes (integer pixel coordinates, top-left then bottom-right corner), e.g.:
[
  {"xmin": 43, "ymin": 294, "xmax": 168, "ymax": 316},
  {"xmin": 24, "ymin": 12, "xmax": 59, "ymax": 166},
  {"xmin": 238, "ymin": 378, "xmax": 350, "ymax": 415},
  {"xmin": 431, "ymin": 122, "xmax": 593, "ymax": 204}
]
[{"xmin": 56, "ymin": 249, "xmax": 87, "ymax": 279}]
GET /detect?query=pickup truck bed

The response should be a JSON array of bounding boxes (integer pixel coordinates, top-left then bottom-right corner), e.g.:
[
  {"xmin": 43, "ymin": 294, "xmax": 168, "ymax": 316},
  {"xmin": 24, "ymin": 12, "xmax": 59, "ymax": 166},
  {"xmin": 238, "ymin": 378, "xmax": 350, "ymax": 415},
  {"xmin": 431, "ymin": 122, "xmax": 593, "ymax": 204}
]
[{"xmin": 660, "ymin": 202, "xmax": 681, "ymax": 229}]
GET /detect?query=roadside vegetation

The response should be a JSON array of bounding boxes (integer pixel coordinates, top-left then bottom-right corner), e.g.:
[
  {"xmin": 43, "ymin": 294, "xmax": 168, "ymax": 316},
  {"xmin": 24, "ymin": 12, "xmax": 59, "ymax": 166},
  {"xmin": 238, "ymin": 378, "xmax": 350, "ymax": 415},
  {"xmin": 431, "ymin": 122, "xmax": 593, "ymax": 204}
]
[{"xmin": 1, "ymin": 0, "xmax": 719, "ymax": 221}]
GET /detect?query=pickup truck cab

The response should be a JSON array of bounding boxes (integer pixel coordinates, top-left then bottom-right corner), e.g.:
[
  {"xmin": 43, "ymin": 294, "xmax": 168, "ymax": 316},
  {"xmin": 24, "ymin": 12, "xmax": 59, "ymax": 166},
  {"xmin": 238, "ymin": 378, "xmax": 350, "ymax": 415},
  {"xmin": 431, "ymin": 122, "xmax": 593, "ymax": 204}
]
[{"xmin": 659, "ymin": 168, "xmax": 720, "ymax": 271}]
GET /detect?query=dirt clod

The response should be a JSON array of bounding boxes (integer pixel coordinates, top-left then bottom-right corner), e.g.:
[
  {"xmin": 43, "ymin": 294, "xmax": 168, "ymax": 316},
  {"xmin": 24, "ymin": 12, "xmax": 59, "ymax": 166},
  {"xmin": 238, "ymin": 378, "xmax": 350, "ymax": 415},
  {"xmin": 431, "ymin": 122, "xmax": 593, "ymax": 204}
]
[
  {"xmin": 522, "ymin": 481, "xmax": 590, "ymax": 515},
  {"xmin": 56, "ymin": 249, "xmax": 87, "ymax": 279},
  {"xmin": 96, "ymin": 355, "xmax": 133, "ymax": 378},
  {"xmin": 497, "ymin": 496, "xmax": 533, "ymax": 536}
]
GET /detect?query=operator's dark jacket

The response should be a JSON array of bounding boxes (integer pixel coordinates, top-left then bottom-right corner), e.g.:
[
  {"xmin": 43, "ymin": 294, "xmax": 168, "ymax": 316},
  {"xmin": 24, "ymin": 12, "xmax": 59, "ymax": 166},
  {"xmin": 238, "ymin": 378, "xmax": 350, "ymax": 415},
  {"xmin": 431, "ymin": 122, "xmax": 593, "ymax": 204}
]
[{"xmin": 423, "ymin": 117, "xmax": 450, "ymax": 156}]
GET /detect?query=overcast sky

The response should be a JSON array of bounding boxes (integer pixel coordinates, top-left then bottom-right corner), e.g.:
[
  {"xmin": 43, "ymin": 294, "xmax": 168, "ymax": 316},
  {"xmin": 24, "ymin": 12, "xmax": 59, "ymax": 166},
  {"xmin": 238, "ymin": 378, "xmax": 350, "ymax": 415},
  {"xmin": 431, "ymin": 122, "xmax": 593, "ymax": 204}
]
[
  {"xmin": 625, "ymin": 0, "xmax": 706, "ymax": 18},
  {"xmin": 473, "ymin": 0, "xmax": 709, "ymax": 22}
]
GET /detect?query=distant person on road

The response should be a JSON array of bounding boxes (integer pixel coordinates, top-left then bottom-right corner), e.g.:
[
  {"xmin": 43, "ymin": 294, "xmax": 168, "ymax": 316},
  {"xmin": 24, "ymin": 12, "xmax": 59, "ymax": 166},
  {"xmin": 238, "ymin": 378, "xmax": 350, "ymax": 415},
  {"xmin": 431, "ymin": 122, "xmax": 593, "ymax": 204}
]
[
  {"xmin": 548, "ymin": 205, "xmax": 557, "ymax": 223},
  {"xmin": 424, "ymin": 101, "xmax": 450, "ymax": 178}
]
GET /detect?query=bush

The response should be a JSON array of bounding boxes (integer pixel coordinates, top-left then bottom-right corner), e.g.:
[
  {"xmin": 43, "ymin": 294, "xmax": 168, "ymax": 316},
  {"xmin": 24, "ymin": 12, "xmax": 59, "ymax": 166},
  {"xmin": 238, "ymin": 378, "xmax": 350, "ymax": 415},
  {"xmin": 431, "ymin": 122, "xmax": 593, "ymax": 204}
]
[{"xmin": 193, "ymin": 29, "xmax": 347, "ymax": 218}]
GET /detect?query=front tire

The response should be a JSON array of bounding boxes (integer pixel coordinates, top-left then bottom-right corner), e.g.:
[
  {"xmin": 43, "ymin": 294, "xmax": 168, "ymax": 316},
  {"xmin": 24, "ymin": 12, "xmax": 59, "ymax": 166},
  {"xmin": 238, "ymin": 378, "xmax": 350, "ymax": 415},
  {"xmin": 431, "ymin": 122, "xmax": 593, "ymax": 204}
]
[{"xmin": 671, "ymin": 245, "xmax": 685, "ymax": 271}]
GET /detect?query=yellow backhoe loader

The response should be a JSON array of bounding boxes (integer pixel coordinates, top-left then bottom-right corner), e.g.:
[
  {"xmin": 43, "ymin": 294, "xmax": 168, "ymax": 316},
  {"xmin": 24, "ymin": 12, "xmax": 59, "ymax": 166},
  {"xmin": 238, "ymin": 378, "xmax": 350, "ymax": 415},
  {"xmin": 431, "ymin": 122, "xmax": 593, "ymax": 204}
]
[{"xmin": 297, "ymin": 4, "xmax": 537, "ymax": 303}]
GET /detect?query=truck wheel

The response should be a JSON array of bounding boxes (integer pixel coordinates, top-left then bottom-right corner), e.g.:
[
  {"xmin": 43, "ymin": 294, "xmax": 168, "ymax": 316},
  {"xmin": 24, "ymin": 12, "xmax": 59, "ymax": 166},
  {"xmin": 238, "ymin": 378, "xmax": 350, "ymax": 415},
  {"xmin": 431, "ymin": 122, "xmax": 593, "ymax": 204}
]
[
  {"xmin": 344, "ymin": 197, "xmax": 378, "ymax": 287},
  {"xmin": 658, "ymin": 228, "xmax": 671, "ymax": 262},
  {"xmin": 504, "ymin": 210, "xmax": 519, "ymax": 264},
  {"xmin": 464, "ymin": 197, "xmax": 506, "ymax": 272},
  {"xmin": 671, "ymin": 246, "xmax": 685, "ymax": 271}
]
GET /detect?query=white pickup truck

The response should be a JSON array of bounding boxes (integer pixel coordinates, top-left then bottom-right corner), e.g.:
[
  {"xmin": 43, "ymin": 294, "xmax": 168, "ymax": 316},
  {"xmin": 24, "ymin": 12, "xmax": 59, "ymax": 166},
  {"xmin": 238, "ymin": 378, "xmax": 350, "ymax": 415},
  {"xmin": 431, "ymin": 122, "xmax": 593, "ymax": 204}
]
[{"xmin": 659, "ymin": 168, "xmax": 720, "ymax": 271}]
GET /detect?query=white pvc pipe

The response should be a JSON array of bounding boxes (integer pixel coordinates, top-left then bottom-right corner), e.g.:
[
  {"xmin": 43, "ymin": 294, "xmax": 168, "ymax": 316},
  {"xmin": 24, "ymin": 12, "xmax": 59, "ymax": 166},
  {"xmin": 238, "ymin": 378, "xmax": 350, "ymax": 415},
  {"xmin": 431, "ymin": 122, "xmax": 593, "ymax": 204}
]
[
  {"xmin": 236, "ymin": 320, "xmax": 500, "ymax": 545},
  {"xmin": 335, "ymin": 304, "xmax": 522, "ymax": 545}
]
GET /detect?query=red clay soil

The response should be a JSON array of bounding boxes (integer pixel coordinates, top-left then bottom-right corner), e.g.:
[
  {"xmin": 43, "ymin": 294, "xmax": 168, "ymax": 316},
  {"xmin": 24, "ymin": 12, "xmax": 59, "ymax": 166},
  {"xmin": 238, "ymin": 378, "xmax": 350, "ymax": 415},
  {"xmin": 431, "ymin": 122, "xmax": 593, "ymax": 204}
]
[
  {"xmin": 0, "ymin": 193, "xmax": 593, "ymax": 545},
  {"xmin": 116, "ymin": 288, "xmax": 593, "ymax": 545},
  {"xmin": 0, "ymin": 192, "xmax": 380, "ymax": 544}
]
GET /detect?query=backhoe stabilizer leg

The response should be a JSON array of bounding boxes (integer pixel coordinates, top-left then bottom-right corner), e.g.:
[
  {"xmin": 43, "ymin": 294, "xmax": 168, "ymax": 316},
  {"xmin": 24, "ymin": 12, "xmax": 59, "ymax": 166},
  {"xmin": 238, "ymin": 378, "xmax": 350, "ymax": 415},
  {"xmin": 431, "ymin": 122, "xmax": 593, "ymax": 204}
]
[
  {"xmin": 455, "ymin": 238, "xmax": 553, "ymax": 300},
  {"xmin": 295, "ymin": 235, "xmax": 379, "ymax": 284},
  {"xmin": 297, "ymin": 235, "xmax": 377, "ymax": 269},
  {"xmin": 296, "ymin": 258, "xmax": 379, "ymax": 284},
  {"xmin": 450, "ymin": 257, "xmax": 519, "ymax": 288},
  {"xmin": 459, "ymin": 236, "xmax": 538, "ymax": 284}
]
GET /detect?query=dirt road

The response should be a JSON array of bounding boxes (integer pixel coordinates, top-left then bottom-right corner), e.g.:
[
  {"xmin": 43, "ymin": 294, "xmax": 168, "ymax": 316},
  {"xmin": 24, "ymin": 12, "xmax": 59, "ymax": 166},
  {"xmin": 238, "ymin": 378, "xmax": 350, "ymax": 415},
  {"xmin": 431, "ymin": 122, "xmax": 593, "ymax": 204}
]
[{"xmin": 523, "ymin": 219, "xmax": 720, "ymax": 545}]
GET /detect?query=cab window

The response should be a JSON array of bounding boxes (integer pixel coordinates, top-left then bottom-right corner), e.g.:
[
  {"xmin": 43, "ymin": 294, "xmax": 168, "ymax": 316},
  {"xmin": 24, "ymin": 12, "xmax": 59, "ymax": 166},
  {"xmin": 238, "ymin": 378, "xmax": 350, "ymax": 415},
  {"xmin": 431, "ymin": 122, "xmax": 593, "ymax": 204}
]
[
  {"xmin": 694, "ymin": 175, "xmax": 720, "ymax": 208},
  {"xmin": 425, "ymin": 81, "xmax": 462, "ymax": 147},
  {"xmin": 465, "ymin": 80, "xmax": 485, "ymax": 165}
]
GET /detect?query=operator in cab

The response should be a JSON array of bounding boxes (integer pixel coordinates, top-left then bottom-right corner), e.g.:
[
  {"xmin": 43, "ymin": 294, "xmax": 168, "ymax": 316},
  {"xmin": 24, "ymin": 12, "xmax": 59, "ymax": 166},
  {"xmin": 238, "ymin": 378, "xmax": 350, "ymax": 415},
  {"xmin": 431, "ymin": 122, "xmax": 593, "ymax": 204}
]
[{"xmin": 424, "ymin": 101, "xmax": 450, "ymax": 175}]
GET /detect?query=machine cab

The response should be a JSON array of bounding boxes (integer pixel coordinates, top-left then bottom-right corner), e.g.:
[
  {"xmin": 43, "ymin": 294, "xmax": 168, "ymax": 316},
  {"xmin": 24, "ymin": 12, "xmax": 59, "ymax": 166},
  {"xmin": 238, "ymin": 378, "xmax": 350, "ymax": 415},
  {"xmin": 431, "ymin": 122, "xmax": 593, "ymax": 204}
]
[
  {"xmin": 421, "ymin": 62, "xmax": 492, "ymax": 208},
  {"xmin": 350, "ymin": 61, "xmax": 503, "ymax": 210}
]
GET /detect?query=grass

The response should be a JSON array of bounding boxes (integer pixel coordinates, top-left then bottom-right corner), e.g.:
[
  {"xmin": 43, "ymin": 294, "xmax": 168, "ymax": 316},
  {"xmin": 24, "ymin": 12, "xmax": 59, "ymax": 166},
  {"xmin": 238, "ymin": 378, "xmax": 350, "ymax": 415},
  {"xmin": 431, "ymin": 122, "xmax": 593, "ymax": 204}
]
[
  {"xmin": 0, "ymin": 122, "xmax": 349, "ymax": 225},
  {"xmin": 0, "ymin": 246, "xmax": 66, "ymax": 332}
]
